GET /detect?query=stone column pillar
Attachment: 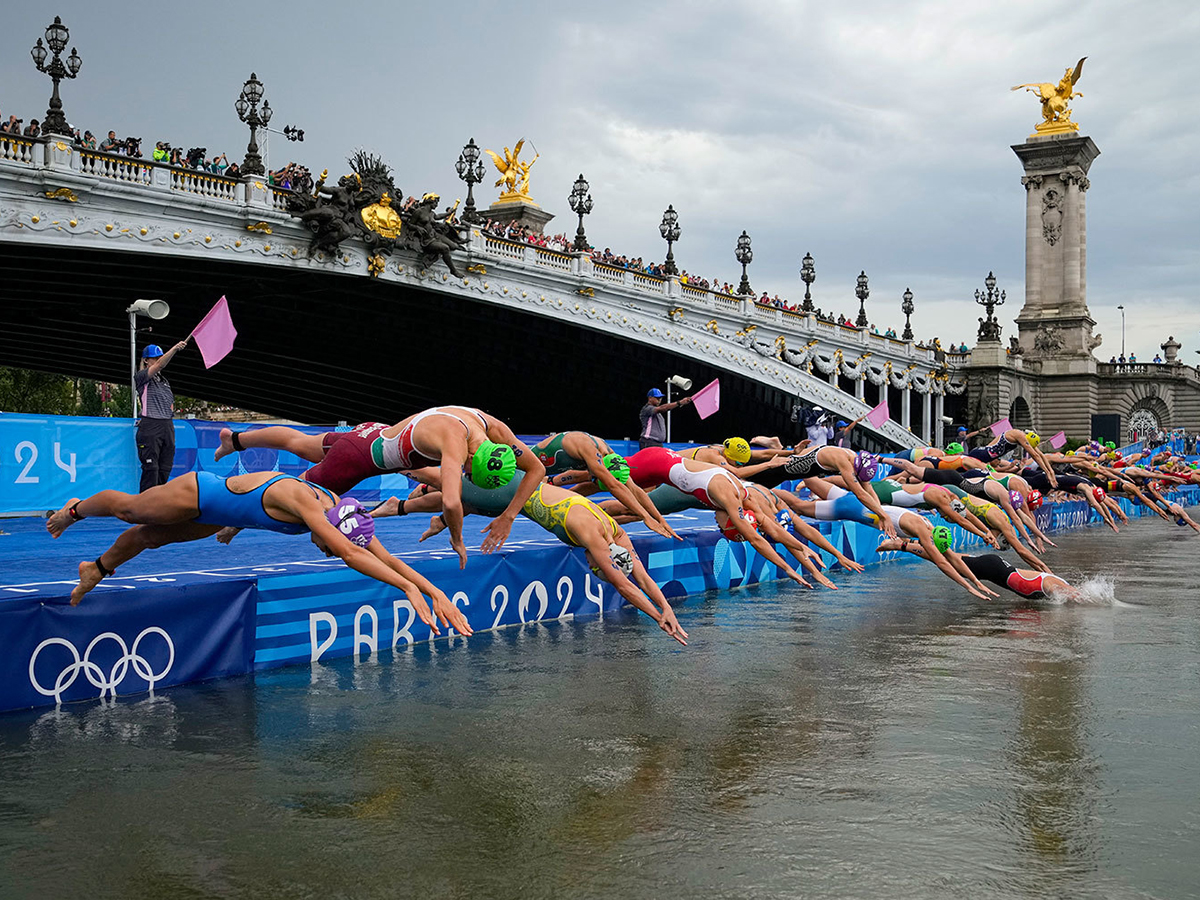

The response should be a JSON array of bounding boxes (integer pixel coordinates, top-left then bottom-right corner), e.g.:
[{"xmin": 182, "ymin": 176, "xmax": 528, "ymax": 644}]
[
  {"xmin": 934, "ymin": 392, "xmax": 945, "ymax": 447},
  {"xmin": 901, "ymin": 387, "xmax": 911, "ymax": 430},
  {"xmin": 921, "ymin": 390, "xmax": 932, "ymax": 444},
  {"xmin": 854, "ymin": 377, "xmax": 865, "ymax": 402}
]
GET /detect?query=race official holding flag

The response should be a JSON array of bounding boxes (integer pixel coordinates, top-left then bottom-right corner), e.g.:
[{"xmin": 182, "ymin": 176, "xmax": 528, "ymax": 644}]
[{"xmin": 134, "ymin": 338, "xmax": 189, "ymax": 491}]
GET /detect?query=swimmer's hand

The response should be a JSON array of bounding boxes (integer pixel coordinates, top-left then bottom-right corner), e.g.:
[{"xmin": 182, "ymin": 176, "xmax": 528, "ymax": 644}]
[
  {"xmin": 837, "ymin": 553, "xmax": 866, "ymax": 573},
  {"xmin": 646, "ymin": 518, "xmax": 680, "ymax": 540},
  {"xmin": 967, "ymin": 584, "xmax": 994, "ymax": 601},
  {"xmin": 480, "ymin": 514, "xmax": 514, "ymax": 554},
  {"xmin": 404, "ymin": 586, "xmax": 439, "ymax": 635},
  {"xmin": 450, "ymin": 532, "xmax": 468, "ymax": 569},
  {"xmin": 880, "ymin": 517, "xmax": 898, "ymax": 539},
  {"xmin": 431, "ymin": 588, "xmax": 473, "ymax": 637},
  {"xmin": 788, "ymin": 570, "xmax": 813, "ymax": 589},
  {"xmin": 659, "ymin": 606, "xmax": 688, "ymax": 646},
  {"xmin": 215, "ymin": 526, "xmax": 243, "ymax": 545}
]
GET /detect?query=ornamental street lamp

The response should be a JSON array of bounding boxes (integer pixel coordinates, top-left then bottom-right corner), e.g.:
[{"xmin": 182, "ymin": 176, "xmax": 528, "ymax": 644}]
[
  {"xmin": 454, "ymin": 138, "xmax": 487, "ymax": 224},
  {"xmin": 659, "ymin": 205, "xmax": 681, "ymax": 275},
  {"xmin": 974, "ymin": 271, "xmax": 1005, "ymax": 342},
  {"xmin": 30, "ymin": 16, "xmax": 83, "ymax": 137},
  {"xmin": 569, "ymin": 174, "xmax": 594, "ymax": 251},
  {"xmin": 901, "ymin": 287, "xmax": 915, "ymax": 341},
  {"xmin": 800, "ymin": 251, "xmax": 816, "ymax": 312},
  {"xmin": 855, "ymin": 270, "xmax": 870, "ymax": 327},
  {"xmin": 235, "ymin": 72, "xmax": 272, "ymax": 177},
  {"xmin": 735, "ymin": 230, "xmax": 753, "ymax": 295}
]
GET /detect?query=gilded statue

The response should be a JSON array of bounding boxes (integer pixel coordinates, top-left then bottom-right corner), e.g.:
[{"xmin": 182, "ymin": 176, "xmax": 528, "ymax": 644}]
[
  {"xmin": 1012, "ymin": 57, "xmax": 1086, "ymax": 136},
  {"xmin": 484, "ymin": 138, "xmax": 540, "ymax": 203},
  {"xmin": 360, "ymin": 191, "xmax": 402, "ymax": 239}
]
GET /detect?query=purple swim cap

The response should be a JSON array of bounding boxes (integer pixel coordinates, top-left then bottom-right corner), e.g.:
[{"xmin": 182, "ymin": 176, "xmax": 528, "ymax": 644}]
[
  {"xmin": 326, "ymin": 499, "xmax": 375, "ymax": 548},
  {"xmin": 1009, "ymin": 489, "xmax": 1024, "ymax": 509},
  {"xmin": 852, "ymin": 451, "xmax": 879, "ymax": 482}
]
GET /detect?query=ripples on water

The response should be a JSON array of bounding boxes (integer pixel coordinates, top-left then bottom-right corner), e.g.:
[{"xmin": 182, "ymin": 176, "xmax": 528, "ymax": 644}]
[{"xmin": 0, "ymin": 519, "xmax": 1198, "ymax": 899}]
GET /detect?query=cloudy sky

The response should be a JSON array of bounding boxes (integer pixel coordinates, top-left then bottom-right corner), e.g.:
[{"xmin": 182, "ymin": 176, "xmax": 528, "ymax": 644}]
[{"xmin": 4, "ymin": 1, "xmax": 1197, "ymax": 360}]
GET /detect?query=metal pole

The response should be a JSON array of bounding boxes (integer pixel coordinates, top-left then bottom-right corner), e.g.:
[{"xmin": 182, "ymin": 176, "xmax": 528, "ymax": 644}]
[
  {"xmin": 129, "ymin": 311, "xmax": 138, "ymax": 420},
  {"xmin": 666, "ymin": 380, "xmax": 672, "ymax": 444}
]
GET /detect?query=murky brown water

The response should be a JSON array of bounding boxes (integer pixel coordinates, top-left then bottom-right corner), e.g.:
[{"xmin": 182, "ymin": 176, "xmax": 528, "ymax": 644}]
[{"xmin": 1, "ymin": 518, "xmax": 1198, "ymax": 899}]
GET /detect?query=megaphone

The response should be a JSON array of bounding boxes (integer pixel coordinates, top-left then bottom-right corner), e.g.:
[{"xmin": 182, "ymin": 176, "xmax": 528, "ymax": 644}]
[
  {"xmin": 668, "ymin": 375, "xmax": 693, "ymax": 391},
  {"xmin": 127, "ymin": 298, "xmax": 170, "ymax": 320}
]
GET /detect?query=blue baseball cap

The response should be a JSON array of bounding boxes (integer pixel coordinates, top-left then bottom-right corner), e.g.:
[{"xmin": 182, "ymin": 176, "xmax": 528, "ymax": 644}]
[
  {"xmin": 957, "ymin": 426, "xmax": 968, "ymax": 433},
  {"xmin": 647, "ymin": 388, "xmax": 664, "ymax": 398},
  {"xmin": 142, "ymin": 344, "xmax": 164, "ymax": 358}
]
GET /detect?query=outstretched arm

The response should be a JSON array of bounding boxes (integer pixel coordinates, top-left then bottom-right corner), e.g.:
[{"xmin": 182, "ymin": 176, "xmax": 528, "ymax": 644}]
[{"xmin": 482, "ymin": 436, "xmax": 546, "ymax": 553}]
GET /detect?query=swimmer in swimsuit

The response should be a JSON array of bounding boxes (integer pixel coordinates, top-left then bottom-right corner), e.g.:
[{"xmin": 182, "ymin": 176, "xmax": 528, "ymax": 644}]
[
  {"xmin": 410, "ymin": 473, "xmax": 688, "ymax": 645},
  {"xmin": 939, "ymin": 485, "xmax": 1051, "ymax": 572},
  {"xmin": 216, "ymin": 406, "xmax": 546, "ymax": 567},
  {"xmin": 966, "ymin": 429, "xmax": 1058, "ymax": 488},
  {"xmin": 879, "ymin": 538, "xmax": 1075, "ymax": 601},
  {"xmin": 681, "ymin": 436, "xmax": 796, "ymax": 476},
  {"xmin": 45, "ymin": 472, "xmax": 469, "ymax": 636},
  {"xmin": 533, "ymin": 430, "xmax": 679, "ymax": 539}
]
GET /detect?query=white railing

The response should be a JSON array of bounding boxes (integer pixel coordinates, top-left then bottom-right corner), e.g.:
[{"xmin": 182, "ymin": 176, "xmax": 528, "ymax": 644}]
[
  {"xmin": 680, "ymin": 284, "xmax": 709, "ymax": 303},
  {"xmin": 593, "ymin": 263, "xmax": 627, "ymax": 284},
  {"xmin": 78, "ymin": 150, "xmax": 153, "ymax": 185},
  {"xmin": 711, "ymin": 293, "xmax": 742, "ymax": 312},
  {"xmin": 172, "ymin": 169, "xmax": 240, "ymax": 202},
  {"xmin": 631, "ymin": 272, "xmax": 666, "ymax": 293},
  {"xmin": 751, "ymin": 304, "xmax": 779, "ymax": 321},
  {"xmin": 483, "ymin": 235, "xmax": 525, "ymax": 261},
  {"xmin": 533, "ymin": 247, "xmax": 572, "ymax": 271},
  {"xmin": 0, "ymin": 136, "xmax": 38, "ymax": 165},
  {"xmin": 270, "ymin": 187, "xmax": 293, "ymax": 212}
]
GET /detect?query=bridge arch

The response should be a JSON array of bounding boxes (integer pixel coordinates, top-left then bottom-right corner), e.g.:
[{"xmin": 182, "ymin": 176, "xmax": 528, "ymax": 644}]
[{"xmin": 1008, "ymin": 395, "xmax": 1032, "ymax": 429}]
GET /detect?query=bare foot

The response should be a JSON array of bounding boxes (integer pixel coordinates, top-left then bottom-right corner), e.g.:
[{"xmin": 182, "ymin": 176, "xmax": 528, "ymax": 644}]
[
  {"xmin": 372, "ymin": 496, "xmax": 403, "ymax": 519},
  {"xmin": 420, "ymin": 514, "xmax": 447, "ymax": 542},
  {"xmin": 47, "ymin": 498, "xmax": 81, "ymax": 538},
  {"xmin": 71, "ymin": 559, "xmax": 104, "ymax": 605},
  {"xmin": 213, "ymin": 428, "xmax": 236, "ymax": 462},
  {"xmin": 215, "ymin": 526, "xmax": 242, "ymax": 545}
]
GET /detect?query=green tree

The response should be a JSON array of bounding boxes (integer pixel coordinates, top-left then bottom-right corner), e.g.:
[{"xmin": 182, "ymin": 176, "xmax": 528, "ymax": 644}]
[{"xmin": 0, "ymin": 367, "xmax": 76, "ymax": 415}]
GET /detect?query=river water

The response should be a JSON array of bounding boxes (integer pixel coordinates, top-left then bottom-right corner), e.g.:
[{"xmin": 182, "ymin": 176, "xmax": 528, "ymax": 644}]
[{"xmin": 1, "ymin": 517, "xmax": 1198, "ymax": 899}]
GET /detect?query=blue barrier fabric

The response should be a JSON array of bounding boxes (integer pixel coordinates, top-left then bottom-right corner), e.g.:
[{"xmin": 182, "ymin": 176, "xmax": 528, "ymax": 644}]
[{"xmin": 1, "ymin": 579, "xmax": 256, "ymax": 711}]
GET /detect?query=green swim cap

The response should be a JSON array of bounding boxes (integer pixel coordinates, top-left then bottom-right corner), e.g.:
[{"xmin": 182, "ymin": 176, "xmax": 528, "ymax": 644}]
[
  {"xmin": 1105, "ymin": 441, "xmax": 1116, "ymax": 450},
  {"xmin": 470, "ymin": 440, "xmax": 516, "ymax": 489},
  {"xmin": 596, "ymin": 452, "xmax": 630, "ymax": 484},
  {"xmin": 931, "ymin": 525, "xmax": 952, "ymax": 553},
  {"xmin": 947, "ymin": 441, "xmax": 964, "ymax": 455}
]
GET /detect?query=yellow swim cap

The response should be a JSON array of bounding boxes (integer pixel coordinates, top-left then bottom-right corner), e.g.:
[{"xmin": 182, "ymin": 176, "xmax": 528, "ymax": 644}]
[
  {"xmin": 722, "ymin": 437, "xmax": 752, "ymax": 465},
  {"xmin": 1025, "ymin": 430, "xmax": 1041, "ymax": 449}
]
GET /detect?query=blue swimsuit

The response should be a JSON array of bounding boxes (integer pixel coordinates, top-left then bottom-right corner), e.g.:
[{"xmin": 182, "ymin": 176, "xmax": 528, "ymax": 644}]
[{"xmin": 194, "ymin": 472, "xmax": 336, "ymax": 533}]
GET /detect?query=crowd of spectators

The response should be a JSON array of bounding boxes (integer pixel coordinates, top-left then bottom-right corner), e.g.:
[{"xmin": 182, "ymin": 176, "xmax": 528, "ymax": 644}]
[
  {"xmin": 268, "ymin": 162, "xmax": 313, "ymax": 194},
  {"xmin": 1, "ymin": 113, "xmax": 41, "ymax": 137},
  {"xmin": 484, "ymin": 219, "xmax": 573, "ymax": 251}
]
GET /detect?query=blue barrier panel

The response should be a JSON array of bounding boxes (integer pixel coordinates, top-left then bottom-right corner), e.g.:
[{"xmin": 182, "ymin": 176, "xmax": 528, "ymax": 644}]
[{"xmin": 0, "ymin": 579, "xmax": 256, "ymax": 711}]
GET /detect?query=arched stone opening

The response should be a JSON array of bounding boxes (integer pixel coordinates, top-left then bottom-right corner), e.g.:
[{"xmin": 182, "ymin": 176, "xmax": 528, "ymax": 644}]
[
  {"xmin": 1009, "ymin": 396, "xmax": 1032, "ymax": 429},
  {"xmin": 1127, "ymin": 395, "xmax": 1170, "ymax": 443}
]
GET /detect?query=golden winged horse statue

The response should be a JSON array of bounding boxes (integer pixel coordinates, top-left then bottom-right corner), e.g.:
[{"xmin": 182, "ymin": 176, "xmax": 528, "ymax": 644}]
[
  {"xmin": 484, "ymin": 139, "xmax": 540, "ymax": 201},
  {"xmin": 1012, "ymin": 57, "xmax": 1087, "ymax": 135}
]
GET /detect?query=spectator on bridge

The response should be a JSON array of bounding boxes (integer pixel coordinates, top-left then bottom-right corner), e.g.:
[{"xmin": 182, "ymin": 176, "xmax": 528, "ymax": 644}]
[
  {"xmin": 100, "ymin": 130, "xmax": 120, "ymax": 152},
  {"xmin": 1153, "ymin": 352, "xmax": 1163, "ymax": 363},
  {"xmin": 638, "ymin": 388, "xmax": 692, "ymax": 450},
  {"xmin": 1109, "ymin": 355, "xmax": 1117, "ymax": 363},
  {"xmin": 134, "ymin": 339, "xmax": 191, "ymax": 492},
  {"xmin": 23, "ymin": 119, "xmax": 40, "ymax": 138},
  {"xmin": 225, "ymin": 161, "xmax": 241, "ymax": 179},
  {"xmin": 1129, "ymin": 352, "xmax": 1138, "ymax": 363},
  {"xmin": 152, "ymin": 142, "xmax": 169, "ymax": 162},
  {"xmin": 81, "ymin": 130, "xmax": 96, "ymax": 149}
]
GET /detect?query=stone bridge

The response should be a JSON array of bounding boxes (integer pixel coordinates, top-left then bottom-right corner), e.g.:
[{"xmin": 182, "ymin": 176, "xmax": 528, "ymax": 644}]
[{"xmin": 0, "ymin": 135, "xmax": 969, "ymax": 446}]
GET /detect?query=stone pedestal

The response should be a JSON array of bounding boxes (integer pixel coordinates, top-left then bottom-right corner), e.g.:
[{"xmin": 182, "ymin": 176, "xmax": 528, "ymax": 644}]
[
  {"xmin": 481, "ymin": 199, "xmax": 555, "ymax": 234},
  {"xmin": 1011, "ymin": 133, "xmax": 1100, "ymax": 359}
]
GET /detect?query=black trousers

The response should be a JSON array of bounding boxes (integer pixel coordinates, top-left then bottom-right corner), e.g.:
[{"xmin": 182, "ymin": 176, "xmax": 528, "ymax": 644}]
[
  {"xmin": 639, "ymin": 438, "xmax": 664, "ymax": 451},
  {"xmin": 136, "ymin": 417, "xmax": 176, "ymax": 492}
]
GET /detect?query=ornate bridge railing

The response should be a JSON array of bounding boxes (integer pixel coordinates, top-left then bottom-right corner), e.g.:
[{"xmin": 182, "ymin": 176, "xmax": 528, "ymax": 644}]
[{"xmin": 0, "ymin": 140, "xmax": 970, "ymax": 447}]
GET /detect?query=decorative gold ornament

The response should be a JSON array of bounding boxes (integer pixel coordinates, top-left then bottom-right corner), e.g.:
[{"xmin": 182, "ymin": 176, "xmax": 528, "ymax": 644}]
[
  {"xmin": 140, "ymin": 227, "xmax": 148, "ymax": 235},
  {"xmin": 484, "ymin": 138, "xmax": 540, "ymax": 204},
  {"xmin": 264, "ymin": 244, "xmax": 271, "ymax": 251},
  {"xmin": 246, "ymin": 222, "xmax": 273, "ymax": 234},
  {"xmin": 235, "ymin": 240, "xmax": 242, "ymax": 247},
  {"xmin": 104, "ymin": 224, "xmax": 113, "ymax": 232},
  {"xmin": 173, "ymin": 231, "xmax": 181, "ymax": 239},
  {"xmin": 204, "ymin": 236, "xmax": 212, "ymax": 243},
  {"xmin": 705, "ymin": 320, "xmax": 720, "ymax": 334},
  {"xmin": 1012, "ymin": 57, "xmax": 1087, "ymax": 137},
  {"xmin": 576, "ymin": 287, "xmax": 595, "ymax": 298},
  {"xmin": 44, "ymin": 187, "xmax": 79, "ymax": 203},
  {"xmin": 360, "ymin": 192, "xmax": 402, "ymax": 239},
  {"xmin": 466, "ymin": 264, "xmax": 488, "ymax": 275},
  {"xmin": 667, "ymin": 306, "xmax": 684, "ymax": 321},
  {"xmin": 68, "ymin": 219, "xmax": 77, "ymax": 227},
  {"xmin": 30, "ymin": 215, "xmax": 39, "ymax": 224},
  {"xmin": 368, "ymin": 254, "xmax": 386, "ymax": 277},
  {"xmin": 55, "ymin": 141, "xmax": 69, "ymax": 152}
]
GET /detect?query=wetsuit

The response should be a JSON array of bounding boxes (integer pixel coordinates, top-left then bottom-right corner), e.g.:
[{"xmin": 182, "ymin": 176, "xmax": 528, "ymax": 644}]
[
  {"xmin": 968, "ymin": 433, "xmax": 1018, "ymax": 462},
  {"xmin": 748, "ymin": 446, "xmax": 842, "ymax": 489},
  {"xmin": 458, "ymin": 471, "xmax": 619, "ymax": 547},
  {"xmin": 194, "ymin": 472, "xmax": 337, "ymax": 534},
  {"xmin": 960, "ymin": 554, "xmax": 1048, "ymax": 599}
]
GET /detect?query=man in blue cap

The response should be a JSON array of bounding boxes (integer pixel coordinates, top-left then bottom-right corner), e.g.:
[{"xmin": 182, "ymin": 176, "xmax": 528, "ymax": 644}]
[
  {"xmin": 638, "ymin": 387, "xmax": 692, "ymax": 450},
  {"xmin": 134, "ymin": 338, "xmax": 189, "ymax": 491}
]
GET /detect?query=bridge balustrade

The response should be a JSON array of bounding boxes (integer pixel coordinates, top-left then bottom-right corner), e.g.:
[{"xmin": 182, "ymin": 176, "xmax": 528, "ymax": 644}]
[
  {"xmin": 1098, "ymin": 362, "xmax": 1199, "ymax": 382},
  {"xmin": 1, "ymin": 135, "xmax": 40, "ymax": 165}
]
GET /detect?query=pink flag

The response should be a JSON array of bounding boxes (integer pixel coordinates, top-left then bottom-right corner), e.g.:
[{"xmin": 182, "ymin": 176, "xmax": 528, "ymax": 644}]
[
  {"xmin": 1049, "ymin": 430, "xmax": 1067, "ymax": 449},
  {"xmin": 190, "ymin": 296, "xmax": 237, "ymax": 368},
  {"xmin": 990, "ymin": 417, "xmax": 1013, "ymax": 438},
  {"xmin": 865, "ymin": 399, "xmax": 890, "ymax": 429},
  {"xmin": 691, "ymin": 378, "xmax": 720, "ymax": 420}
]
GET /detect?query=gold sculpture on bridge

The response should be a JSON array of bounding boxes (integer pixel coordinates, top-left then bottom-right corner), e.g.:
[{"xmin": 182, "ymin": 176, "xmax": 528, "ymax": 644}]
[
  {"xmin": 1012, "ymin": 57, "xmax": 1086, "ymax": 137},
  {"xmin": 485, "ymin": 138, "xmax": 540, "ymax": 204}
]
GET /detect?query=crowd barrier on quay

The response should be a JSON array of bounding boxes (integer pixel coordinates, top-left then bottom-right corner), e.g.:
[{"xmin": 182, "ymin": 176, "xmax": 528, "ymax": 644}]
[{"xmin": 1, "ymin": 414, "xmax": 1196, "ymax": 713}]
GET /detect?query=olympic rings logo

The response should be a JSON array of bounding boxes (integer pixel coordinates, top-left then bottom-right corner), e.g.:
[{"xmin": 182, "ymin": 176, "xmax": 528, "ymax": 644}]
[{"xmin": 28, "ymin": 628, "xmax": 175, "ymax": 704}]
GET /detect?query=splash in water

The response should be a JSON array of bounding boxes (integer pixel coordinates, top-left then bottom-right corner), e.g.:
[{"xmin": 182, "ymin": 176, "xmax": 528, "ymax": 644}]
[{"xmin": 1047, "ymin": 573, "xmax": 1120, "ymax": 606}]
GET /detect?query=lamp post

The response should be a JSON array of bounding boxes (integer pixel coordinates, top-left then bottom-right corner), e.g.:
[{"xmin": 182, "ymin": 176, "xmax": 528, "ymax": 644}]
[
  {"xmin": 664, "ymin": 374, "xmax": 692, "ymax": 443},
  {"xmin": 800, "ymin": 251, "xmax": 816, "ymax": 312},
  {"xmin": 30, "ymin": 16, "xmax": 83, "ymax": 137},
  {"xmin": 855, "ymin": 271, "xmax": 870, "ymax": 328},
  {"xmin": 235, "ymin": 72, "xmax": 272, "ymax": 177},
  {"xmin": 659, "ymin": 205, "xmax": 681, "ymax": 275},
  {"xmin": 126, "ymin": 299, "xmax": 170, "ymax": 419},
  {"xmin": 901, "ymin": 287, "xmax": 915, "ymax": 341},
  {"xmin": 455, "ymin": 138, "xmax": 487, "ymax": 224},
  {"xmin": 568, "ymin": 174, "xmax": 594, "ymax": 251},
  {"xmin": 974, "ymin": 271, "xmax": 1005, "ymax": 342},
  {"xmin": 735, "ymin": 231, "xmax": 753, "ymax": 295},
  {"xmin": 1117, "ymin": 304, "xmax": 1125, "ymax": 357}
]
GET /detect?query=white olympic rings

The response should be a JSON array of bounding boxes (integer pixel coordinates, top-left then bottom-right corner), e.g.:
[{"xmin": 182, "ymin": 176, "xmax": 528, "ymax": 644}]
[{"xmin": 28, "ymin": 627, "xmax": 175, "ymax": 704}]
